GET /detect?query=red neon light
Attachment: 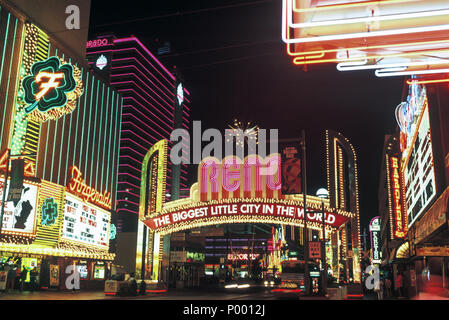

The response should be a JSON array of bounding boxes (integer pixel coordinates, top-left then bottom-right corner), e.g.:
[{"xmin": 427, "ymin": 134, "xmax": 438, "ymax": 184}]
[
  {"xmin": 67, "ymin": 166, "xmax": 112, "ymax": 210},
  {"xmin": 390, "ymin": 157, "xmax": 407, "ymax": 239},
  {"xmin": 146, "ymin": 289, "xmax": 167, "ymax": 293}
]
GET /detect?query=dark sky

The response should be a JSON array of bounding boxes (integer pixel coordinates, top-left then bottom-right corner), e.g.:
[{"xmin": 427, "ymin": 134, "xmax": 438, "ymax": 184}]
[{"xmin": 89, "ymin": 0, "xmax": 405, "ymax": 231}]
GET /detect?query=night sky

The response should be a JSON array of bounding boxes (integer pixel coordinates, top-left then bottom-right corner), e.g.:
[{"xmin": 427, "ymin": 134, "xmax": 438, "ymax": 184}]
[{"xmin": 89, "ymin": 0, "xmax": 405, "ymax": 232}]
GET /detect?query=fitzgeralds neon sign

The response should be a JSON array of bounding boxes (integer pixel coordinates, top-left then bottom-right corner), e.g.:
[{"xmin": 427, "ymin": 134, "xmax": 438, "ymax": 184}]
[
  {"xmin": 67, "ymin": 166, "xmax": 112, "ymax": 210},
  {"xmin": 22, "ymin": 56, "xmax": 83, "ymax": 122},
  {"xmin": 390, "ymin": 157, "xmax": 407, "ymax": 239}
]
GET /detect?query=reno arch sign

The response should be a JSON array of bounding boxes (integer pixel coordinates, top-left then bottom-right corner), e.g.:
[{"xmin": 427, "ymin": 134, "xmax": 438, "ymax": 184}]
[
  {"xmin": 147, "ymin": 202, "xmax": 345, "ymax": 230},
  {"xmin": 142, "ymin": 154, "xmax": 352, "ymax": 234}
]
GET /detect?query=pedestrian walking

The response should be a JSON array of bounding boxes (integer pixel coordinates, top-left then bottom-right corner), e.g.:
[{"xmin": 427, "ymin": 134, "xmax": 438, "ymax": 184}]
[
  {"xmin": 30, "ymin": 268, "xmax": 37, "ymax": 292},
  {"xmin": 385, "ymin": 277, "xmax": 392, "ymax": 298},
  {"xmin": 396, "ymin": 272, "xmax": 403, "ymax": 298},
  {"xmin": 19, "ymin": 266, "xmax": 28, "ymax": 291},
  {"xmin": 7, "ymin": 265, "xmax": 16, "ymax": 292}
]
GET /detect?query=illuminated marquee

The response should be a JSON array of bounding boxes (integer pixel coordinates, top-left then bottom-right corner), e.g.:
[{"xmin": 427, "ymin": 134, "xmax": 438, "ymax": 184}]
[
  {"xmin": 22, "ymin": 56, "xmax": 83, "ymax": 122},
  {"xmin": 227, "ymin": 253, "xmax": 260, "ymax": 261},
  {"xmin": 390, "ymin": 157, "xmax": 407, "ymax": 239},
  {"xmin": 282, "ymin": 0, "xmax": 449, "ymax": 81},
  {"xmin": 369, "ymin": 217, "xmax": 381, "ymax": 264},
  {"xmin": 142, "ymin": 154, "xmax": 352, "ymax": 235},
  {"xmin": 146, "ymin": 202, "xmax": 347, "ymax": 231},
  {"xmin": 67, "ymin": 166, "xmax": 112, "ymax": 210}
]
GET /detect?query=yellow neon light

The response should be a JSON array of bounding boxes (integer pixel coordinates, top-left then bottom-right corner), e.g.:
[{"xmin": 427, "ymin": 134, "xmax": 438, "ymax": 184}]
[{"xmin": 34, "ymin": 72, "xmax": 65, "ymax": 100}]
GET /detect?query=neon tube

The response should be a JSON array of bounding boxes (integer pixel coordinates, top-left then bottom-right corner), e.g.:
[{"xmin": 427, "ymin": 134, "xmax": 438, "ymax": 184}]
[
  {"xmin": 283, "ymin": 0, "xmax": 449, "ymax": 44},
  {"xmin": 375, "ymin": 67, "xmax": 449, "ymax": 77}
]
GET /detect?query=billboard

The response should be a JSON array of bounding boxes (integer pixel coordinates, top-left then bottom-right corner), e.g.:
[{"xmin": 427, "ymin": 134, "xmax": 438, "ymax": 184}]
[
  {"xmin": 369, "ymin": 217, "xmax": 381, "ymax": 264},
  {"xmin": 62, "ymin": 193, "xmax": 111, "ymax": 249},
  {"xmin": 0, "ymin": 178, "xmax": 38, "ymax": 235},
  {"xmin": 280, "ymin": 142, "xmax": 302, "ymax": 195},
  {"xmin": 399, "ymin": 86, "xmax": 437, "ymax": 227}
]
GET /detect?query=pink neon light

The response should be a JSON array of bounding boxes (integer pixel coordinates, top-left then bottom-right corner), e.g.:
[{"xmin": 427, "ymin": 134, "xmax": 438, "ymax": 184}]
[
  {"xmin": 111, "ymin": 64, "xmax": 175, "ymax": 101},
  {"xmin": 222, "ymin": 158, "xmax": 240, "ymax": 192},
  {"xmin": 120, "ymin": 154, "xmax": 141, "ymax": 164},
  {"xmin": 121, "ymin": 130, "xmax": 157, "ymax": 148},
  {"xmin": 113, "ymin": 37, "xmax": 175, "ymax": 81},
  {"xmin": 119, "ymin": 164, "xmax": 142, "ymax": 172},
  {"xmin": 122, "ymin": 104, "xmax": 173, "ymax": 131},
  {"xmin": 111, "ymin": 80, "xmax": 175, "ymax": 116},
  {"xmin": 111, "ymin": 64, "xmax": 192, "ymax": 112},
  {"xmin": 201, "ymin": 160, "xmax": 219, "ymax": 194},
  {"xmin": 110, "ymin": 48, "xmax": 174, "ymax": 88},
  {"xmin": 120, "ymin": 138, "xmax": 149, "ymax": 152},
  {"xmin": 244, "ymin": 156, "xmax": 263, "ymax": 193},
  {"xmin": 118, "ymin": 181, "xmax": 140, "ymax": 189},
  {"xmin": 119, "ymin": 199, "xmax": 140, "ymax": 206},
  {"xmin": 120, "ymin": 147, "xmax": 145, "ymax": 158},
  {"xmin": 110, "ymin": 71, "xmax": 175, "ymax": 105},
  {"xmin": 119, "ymin": 172, "xmax": 142, "ymax": 181},
  {"xmin": 122, "ymin": 113, "xmax": 162, "ymax": 140},
  {"xmin": 122, "ymin": 122, "xmax": 165, "ymax": 144},
  {"xmin": 117, "ymin": 190, "xmax": 141, "ymax": 198},
  {"xmin": 122, "ymin": 95, "xmax": 174, "ymax": 129},
  {"xmin": 266, "ymin": 155, "xmax": 282, "ymax": 191},
  {"xmin": 119, "ymin": 89, "xmax": 173, "ymax": 125},
  {"xmin": 117, "ymin": 208, "xmax": 138, "ymax": 214}
]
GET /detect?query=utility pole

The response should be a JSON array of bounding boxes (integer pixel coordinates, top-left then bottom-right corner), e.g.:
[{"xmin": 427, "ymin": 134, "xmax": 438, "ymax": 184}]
[{"xmin": 301, "ymin": 130, "xmax": 309, "ymax": 296}]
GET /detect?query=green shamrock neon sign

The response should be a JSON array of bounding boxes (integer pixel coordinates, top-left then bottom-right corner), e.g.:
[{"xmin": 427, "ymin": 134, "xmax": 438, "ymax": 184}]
[
  {"xmin": 41, "ymin": 198, "xmax": 59, "ymax": 226},
  {"xmin": 22, "ymin": 56, "xmax": 77, "ymax": 115}
]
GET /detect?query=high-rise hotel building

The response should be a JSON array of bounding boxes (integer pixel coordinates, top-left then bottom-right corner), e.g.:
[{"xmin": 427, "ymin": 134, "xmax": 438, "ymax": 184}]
[{"xmin": 86, "ymin": 35, "xmax": 191, "ymax": 232}]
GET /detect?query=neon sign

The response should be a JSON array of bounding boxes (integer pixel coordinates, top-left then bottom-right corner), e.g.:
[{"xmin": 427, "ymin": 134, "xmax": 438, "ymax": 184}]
[
  {"xmin": 282, "ymin": 0, "xmax": 449, "ymax": 80},
  {"xmin": 146, "ymin": 202, "xmax": 348, "ymax": 231},
  {"xmin": 67, "ymin": 166, "xmax": 112, "ymax": 210},
  {"xmin": 227, "ymin": 253, "xmax": 260, "ymax": 261},
  {"xmin": 369, "ymin": 217, "xmax": 381, "ymax": 264},
  {"xmin": 86, "ymin": 38, "xmax": 111, "ymax": 49},
  {"xmin": 199, "ymin": 155, "xmax": 281, "ymax": 202},
  {"xmin": 22, "ymin": 56, "xmax": 83, "ymax": 122},
  {"xmin": 390, "ymin": 157, "xmax": 406, "ymax": 239}
]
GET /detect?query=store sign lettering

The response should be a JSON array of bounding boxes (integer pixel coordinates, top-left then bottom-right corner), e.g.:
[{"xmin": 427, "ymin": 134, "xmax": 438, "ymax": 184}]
[
  {"xmin": 390, "ymin": 157, "xmax": 406, "ymax": 239},
  {"xmin": 67, "ymin": 166, "xmax": 112, "ymax": 210},
  {"xmin": 227, "ymin": 253, "xmax": 260, "ymax": 261},
  {"xmin": 146, "ymin": 202, "xmax": 348, "ymax": 231}
]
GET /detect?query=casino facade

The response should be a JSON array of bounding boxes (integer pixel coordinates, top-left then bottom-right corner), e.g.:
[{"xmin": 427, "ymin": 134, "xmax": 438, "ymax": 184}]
[
  {"xmin": 136, "ymin": 131, "xmax": 362, "ymax": 286},
  {"xmin": 0, "ymin": 1, "xmax": 121, "ymax": 290}
]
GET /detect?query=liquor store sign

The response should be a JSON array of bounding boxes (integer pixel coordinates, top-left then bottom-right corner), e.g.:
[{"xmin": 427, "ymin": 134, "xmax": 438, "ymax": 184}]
[{"xmin": 146, "ymin": 202, "xmax": 349, "ymax": 231}]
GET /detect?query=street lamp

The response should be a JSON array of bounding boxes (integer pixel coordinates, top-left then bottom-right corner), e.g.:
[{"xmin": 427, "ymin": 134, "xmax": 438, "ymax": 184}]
[{"xmin": 316, "ymin": 188, "xmax": 329, "ymax": 297}]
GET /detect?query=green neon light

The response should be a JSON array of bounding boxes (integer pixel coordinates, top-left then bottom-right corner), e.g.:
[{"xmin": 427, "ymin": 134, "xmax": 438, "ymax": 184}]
[
  {"xmin": 0, "ymin": 13, "xmax": 11, "ymax": 146},
  {"xmin": 22, "ymin": 56, "xmax": 77, "ymax": 115},
  {"xmin": 84, "ymin": 74, "xmax": 95, "ymax": 181},
  {"xmin": 101, "ymin": 86, "xmax": 110, "ymax": 192},
  {"xmin": 72, "ymin": 66, "xmax": 84, "ymax": 167},
  {"xmin": 90, "ymin": 79, "xmax": 100, "ymax": 188},
  {"xmin": 96, "ymin": 83, "xmax": 105, "ymax": 191},
  {"xmin": 79, "ymin": 72, "xmax": 90, "ymax": 172},
  {"xmin": 0, "ymin": 17, "xmax": 17, "ymax": 149},
  {"xmin": 106, "ymin": 91, "xmax": 115, "ymax": 190},
  {"xmin": 113, "ymin": 96, "xmax": 124, "ymax": 209},
  {"xmin": 110, "ymin": 93, "xmax": 120, "ymax": 201},
  {"xmin": 41, "ymin": 198, "xmax": 58, "ymax": 226},
  {"xmin": 67, "ymin": 64, "xmax": 83, "ymax": 183}
]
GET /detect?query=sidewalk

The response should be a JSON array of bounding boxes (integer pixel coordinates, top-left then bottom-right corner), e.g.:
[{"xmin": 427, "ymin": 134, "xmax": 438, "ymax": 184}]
[{"xmin": 0, "ymin": 290, "xmax": 109, "ymax": 300}]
